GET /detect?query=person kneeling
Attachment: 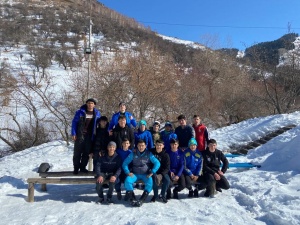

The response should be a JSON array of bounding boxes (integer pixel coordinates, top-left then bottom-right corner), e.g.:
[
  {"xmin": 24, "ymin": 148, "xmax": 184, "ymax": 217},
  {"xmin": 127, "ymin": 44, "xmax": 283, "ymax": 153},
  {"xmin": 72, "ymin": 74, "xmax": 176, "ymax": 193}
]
[
  {"xmin": 201, "ymin": 139, "xmax": 230, "ymax": 197},
  {"xmin": 122, "ymin": 139, "xmax": 160, "ymax": 207},
  {"xmin": 95, "ymin": 141, "xmax": 122, "ymax": 204}
]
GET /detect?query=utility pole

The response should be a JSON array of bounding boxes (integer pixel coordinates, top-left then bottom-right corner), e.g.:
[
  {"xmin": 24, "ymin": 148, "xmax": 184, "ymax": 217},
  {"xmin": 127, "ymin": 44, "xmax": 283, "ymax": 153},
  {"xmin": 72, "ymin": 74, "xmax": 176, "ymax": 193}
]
[
  {"xmin": 87, "ymin": 19, "xmax": 92, "ymax": 99},
  {"xmin": 86, "ymin": 0, "xmax": 93, "ymax": 99}
]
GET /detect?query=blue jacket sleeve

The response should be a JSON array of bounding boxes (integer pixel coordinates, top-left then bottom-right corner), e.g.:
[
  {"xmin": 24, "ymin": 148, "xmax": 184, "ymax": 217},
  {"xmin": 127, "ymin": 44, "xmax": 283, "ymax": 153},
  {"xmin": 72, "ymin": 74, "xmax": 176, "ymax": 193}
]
[
  {"xmin": 122, "ymin": 152, "xmax": 133, "ymax": 175},
  {"xmin": 195, "ymin": 155, "xmax": 203, "ymax": 176},
  {"xmin": 128, "ymin": 112, "xmax": 137, "ymax": 128},
  {"xmin": 176, "ymin": 155, "xmax": 184, "ymax": 177},
  {"xmin": 108, "ymin": 113, "xmax": 118, "ymax": 131},
  {"xmin": 183, "ymin": 155, "xmax": 192, "ymax": 176},
  {"xmin": 71, "ymin": 110, "xmax": 80, "ymax": 136},
  {"xmin": 148, "ymin": 132, "xmax": 154, "ymax": 149},
  {"xmin": 149, "ymin": 153, "xmax": 160, "ymax": 174}
]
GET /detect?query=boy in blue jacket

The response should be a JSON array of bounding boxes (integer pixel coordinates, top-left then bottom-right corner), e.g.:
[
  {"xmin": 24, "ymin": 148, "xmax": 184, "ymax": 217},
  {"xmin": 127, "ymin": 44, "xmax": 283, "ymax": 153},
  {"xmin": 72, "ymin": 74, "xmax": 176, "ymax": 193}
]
[
  {"xmin": 134, "ymin": 120, "xmax": 154, "ymax": 149},
  {"xmin": 115, "ymin": 138, "xmax": 133, "ymax": 200},
  {"xmin": 166, "ymin": 138, "xmax": 185, "ymax": 199},
  {"xmin": 183, "ymin": 138, "xmax": 203, "ymax": 197},
  {"xmin": 122, "ymin": 139, "xmax": 160, "ymax": 207},
  {"xmin": 108, "ymin": 102, "xmax": 136, "ymax": 133}
]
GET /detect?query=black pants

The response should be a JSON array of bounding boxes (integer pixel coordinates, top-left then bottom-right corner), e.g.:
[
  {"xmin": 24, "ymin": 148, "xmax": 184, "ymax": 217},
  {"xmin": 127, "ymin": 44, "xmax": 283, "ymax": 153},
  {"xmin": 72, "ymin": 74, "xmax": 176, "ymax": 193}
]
[
  {"xmin": 170, "ymin": 174, "xmax": 186, "ymax": 192},
  {"xmin": 203, "ymin": 173, "xmax": 230, "ymax": 195},
  {"xmin": 96, "ymin": 174, "xmax": 119, "ymax": 198},
  {"xmin": 185, "ymin": 174, "xmax": 213, "ymax": 191},
  {"xmin": 73, "ymin": 135, "xmax": 92, "ymax": 170}
]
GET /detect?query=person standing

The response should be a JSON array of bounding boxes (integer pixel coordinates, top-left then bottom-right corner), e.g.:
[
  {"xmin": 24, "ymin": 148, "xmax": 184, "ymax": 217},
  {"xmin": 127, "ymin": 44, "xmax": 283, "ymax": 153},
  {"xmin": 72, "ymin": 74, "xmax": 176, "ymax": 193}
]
[
  {"xmin": 71, "ymin": 98, "xmax": 101, "ymax": 174},
  {"xmin": 108, "ymin": 102, "xmax": 137, "ymax": 134},
  {"xmin": 201, "ymin": 139, "xmax": 230, "ymax": 197},
  {"xmin": 160, "ymin": 122, "xmax": 177, "ymax": 152},
  {"xmin": 150, "ymin": 121, "xmax": 162, "ymax": 143},
  {"xmin": 95, "ymin": 141, "xmax": 122, "ymax": 204},
  {"xmin": 134, "ymin": 120, "xmax": 154, "ymax": 149},
  {"xmin": 93, "ymin": 116, "xmax": 109, "ymax": 169},
  {"xmin": 192, "ymin": 115, "xmax": 209, "ymax": 151},
  {"xmin": 175, "ymin": 115, "xmax": 195, "ymax": 152},
  {"xmin": 111, "ymin": 115, "xmax": 135, "ymax": 150}
]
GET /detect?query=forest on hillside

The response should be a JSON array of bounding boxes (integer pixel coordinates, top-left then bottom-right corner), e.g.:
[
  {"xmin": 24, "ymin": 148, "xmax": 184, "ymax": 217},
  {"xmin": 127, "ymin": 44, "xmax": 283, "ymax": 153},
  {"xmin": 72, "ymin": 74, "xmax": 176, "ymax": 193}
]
[{"xmin": 0, "ymin": 0, "xmax": 300, "ymax": 152}]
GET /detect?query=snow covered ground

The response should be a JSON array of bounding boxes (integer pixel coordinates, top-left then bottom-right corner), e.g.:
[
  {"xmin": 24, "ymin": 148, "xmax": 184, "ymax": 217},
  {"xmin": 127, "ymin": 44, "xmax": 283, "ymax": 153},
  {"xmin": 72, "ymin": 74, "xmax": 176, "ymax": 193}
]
[{"xmin": 0, "ymin": 112, "xmax": 300, "ymax": 225}]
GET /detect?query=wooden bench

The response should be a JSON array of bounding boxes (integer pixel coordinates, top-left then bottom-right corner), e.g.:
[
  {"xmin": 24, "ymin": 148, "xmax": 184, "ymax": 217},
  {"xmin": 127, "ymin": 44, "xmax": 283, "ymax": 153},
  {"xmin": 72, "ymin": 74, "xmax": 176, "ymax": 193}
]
[
  {"xmin": 27, "ymin": 171, "xmax": 199, "ymax": 202},
  {"xmin": 27, "ymin": 171, "xmax": 98, "ymax": 202}
]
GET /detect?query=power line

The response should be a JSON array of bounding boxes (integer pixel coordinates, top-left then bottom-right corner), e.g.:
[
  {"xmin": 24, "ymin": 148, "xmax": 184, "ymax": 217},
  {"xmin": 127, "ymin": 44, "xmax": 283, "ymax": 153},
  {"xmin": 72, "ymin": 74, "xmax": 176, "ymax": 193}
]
[{"xmin": 138, "ymin": 21, "xmax": 300, "ymax": 30}]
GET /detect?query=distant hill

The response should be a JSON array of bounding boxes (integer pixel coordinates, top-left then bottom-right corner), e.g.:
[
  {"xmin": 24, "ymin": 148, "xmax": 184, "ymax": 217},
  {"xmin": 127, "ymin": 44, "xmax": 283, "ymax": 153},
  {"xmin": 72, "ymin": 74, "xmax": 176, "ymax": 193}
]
[{"xmin": 244, "ymin": 33, "xmax": 298, "ymax": 66}]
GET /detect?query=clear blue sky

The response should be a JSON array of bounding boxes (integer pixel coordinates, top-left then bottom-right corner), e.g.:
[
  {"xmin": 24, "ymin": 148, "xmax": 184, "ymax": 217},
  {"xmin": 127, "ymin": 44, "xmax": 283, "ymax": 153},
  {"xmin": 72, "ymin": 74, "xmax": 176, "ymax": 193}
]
[{"xmin": 98, "ymin": 0, "xmax": 300, "ymax": 50}]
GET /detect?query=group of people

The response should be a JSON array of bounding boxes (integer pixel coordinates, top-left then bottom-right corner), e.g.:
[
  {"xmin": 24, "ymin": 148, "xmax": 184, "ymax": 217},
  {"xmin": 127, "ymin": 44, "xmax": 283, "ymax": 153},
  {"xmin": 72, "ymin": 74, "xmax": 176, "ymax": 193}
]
[{"xmin": 71, "ymin": 98, "xmax": 230, "ymax": 206}]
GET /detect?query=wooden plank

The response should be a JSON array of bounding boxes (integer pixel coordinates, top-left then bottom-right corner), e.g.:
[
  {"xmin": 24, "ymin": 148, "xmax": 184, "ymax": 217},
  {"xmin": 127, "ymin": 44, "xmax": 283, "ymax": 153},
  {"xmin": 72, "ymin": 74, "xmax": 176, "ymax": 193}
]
[
  {"xmin": 27, "ymin": 178, "xmax": 97, "ymax": 184},
  {"xmin": 39, "ymin": 171, "xmax": 96, "ymax": 177}
]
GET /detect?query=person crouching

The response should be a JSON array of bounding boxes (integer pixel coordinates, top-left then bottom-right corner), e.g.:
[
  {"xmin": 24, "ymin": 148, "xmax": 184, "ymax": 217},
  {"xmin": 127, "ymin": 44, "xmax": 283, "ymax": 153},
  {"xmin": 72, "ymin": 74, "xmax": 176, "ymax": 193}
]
[{"xmin": 95, "ymin": 141, "xmax": 122, "ymax": 204}]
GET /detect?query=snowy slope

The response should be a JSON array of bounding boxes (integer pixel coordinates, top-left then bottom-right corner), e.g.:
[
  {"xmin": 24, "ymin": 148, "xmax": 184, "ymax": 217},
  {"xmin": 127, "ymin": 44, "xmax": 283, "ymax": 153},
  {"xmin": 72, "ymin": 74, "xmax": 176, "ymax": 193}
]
[{"xmin": 0, "ymin": 112, "xmax": 300, "ymax": 225}]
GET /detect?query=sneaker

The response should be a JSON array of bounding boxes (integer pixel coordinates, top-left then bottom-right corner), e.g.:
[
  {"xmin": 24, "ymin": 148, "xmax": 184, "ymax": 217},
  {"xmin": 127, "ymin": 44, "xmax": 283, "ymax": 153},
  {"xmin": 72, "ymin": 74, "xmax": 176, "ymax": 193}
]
[
  {"xmin": 97, "ymin": 198, "xmax": 104, "ymax": 204},
  {"xmin": 193, "ymin": 189, "xmax": 199, "ymax": 197},
  {"xmin": 159, "ymin": 195, "xmax": 168, "ymax": 203},
  {"xmin": 166, "ymin": 189, "xmax": 171, "ymax": 199},
  {"xmin": 117, "ymin": 192, "xmax": 122, "ymax": 200},
  {"xmin": 80, "ymin": 168, "xmax": 89, "ymax": 173},
  {"xmin": 73, "ymin": 168, "xmax": 79, "ymax": 174},
  {"xmin": 150, "ymin": 196, "xmax": 156, "ymax": 202},
  {"xmin": 204, "ymin": 192, "xmax": 215, "ymax": 198},
  {"xmin": 173, "ymin": 189, "xmax": 179, "ymax": 199},
  {"xmin": 188, "ymin": 189, "xmax": 194, "ymax": 197},
  {"xmin": 107, "ymin": 198, "xmax": 113, "ymax": 204},
  {"xmin": 216, "ymin": 187, "xmax": 222, "ymax": 192}
]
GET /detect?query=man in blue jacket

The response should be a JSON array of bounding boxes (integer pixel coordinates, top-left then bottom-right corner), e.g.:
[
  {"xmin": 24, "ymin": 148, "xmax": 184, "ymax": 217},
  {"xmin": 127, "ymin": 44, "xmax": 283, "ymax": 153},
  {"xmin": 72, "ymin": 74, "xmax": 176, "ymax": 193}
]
[
  {"xmin": 122, "ymin": 139, "xmax": 160, "ymax": 207},
  {"xmin": 71, "ymin": 98, "xmax": 101, "ymax": 174},
  {"xmin": 108, "ymin": 102, "xmax": 137, "ymax": 134}
]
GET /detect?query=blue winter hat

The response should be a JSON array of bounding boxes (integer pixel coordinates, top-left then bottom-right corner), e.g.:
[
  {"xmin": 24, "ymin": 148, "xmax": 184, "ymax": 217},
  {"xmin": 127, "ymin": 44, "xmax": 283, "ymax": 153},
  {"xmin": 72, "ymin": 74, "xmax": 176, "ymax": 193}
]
[
  {"xmin": 165, "ymin": 122, "xmax": 172, "ymax": 128},
  {"xmin": 188, "ymin": 138, "xmax": 198, "ymax": 146},
  {"xmin": 139, "ymin": 120, "xmax": 147, "ymax": 126}
]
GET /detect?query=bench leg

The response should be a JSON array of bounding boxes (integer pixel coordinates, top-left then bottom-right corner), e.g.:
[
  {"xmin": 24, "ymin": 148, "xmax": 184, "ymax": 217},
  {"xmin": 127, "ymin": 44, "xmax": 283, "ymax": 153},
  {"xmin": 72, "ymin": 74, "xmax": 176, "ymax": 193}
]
[
  {"xmin": 41, "ymin": 184, "xmax": 47, "ymax": 191},
  {"xmin": 28, "ymin": 183, "xmax": 35, "ymax": 202}
]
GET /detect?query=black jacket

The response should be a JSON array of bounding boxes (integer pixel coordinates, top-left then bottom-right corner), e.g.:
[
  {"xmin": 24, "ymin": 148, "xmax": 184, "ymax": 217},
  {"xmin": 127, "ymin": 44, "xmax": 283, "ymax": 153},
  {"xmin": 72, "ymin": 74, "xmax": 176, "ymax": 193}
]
[
  {"xmin": 112, "ymin": 124, "xmax": 135, "ymax": 149},
  {"xmin": 150, "ymin": 148, "xmax": 170, "ymax": 175},
  {"xmin": 95, "ymin": 152, "xmax": 122, "ymax": 178},
  {"xmin": 93, "ymin": 122, "xmax": 109, "ymax": 154},
  {"xmin": 202, "ymin": 149, "xmax": 229, "ymax": 175},
  {"xmin": 175, "ymin": 125, "xmax": 195, "ymax": 148}
]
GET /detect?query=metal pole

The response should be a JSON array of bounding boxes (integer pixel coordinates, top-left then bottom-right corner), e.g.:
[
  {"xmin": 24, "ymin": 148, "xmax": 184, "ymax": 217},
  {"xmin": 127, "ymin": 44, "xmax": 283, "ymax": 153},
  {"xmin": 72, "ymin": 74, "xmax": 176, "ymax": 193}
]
[
  {"xmin": 87, "ymin": 0, "xmax": 92, "ymax": 99},
  {"xmin": 87, "ymin": 19, "xmax": 92, "ymax": 99}
]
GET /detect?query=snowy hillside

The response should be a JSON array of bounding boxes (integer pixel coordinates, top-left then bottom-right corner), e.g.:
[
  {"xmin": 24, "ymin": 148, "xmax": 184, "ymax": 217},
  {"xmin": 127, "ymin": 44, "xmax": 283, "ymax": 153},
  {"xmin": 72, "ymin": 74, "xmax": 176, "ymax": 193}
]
[{"xmin": 0, "ymin": 112, "xmax": 299, "ymax": 225}]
